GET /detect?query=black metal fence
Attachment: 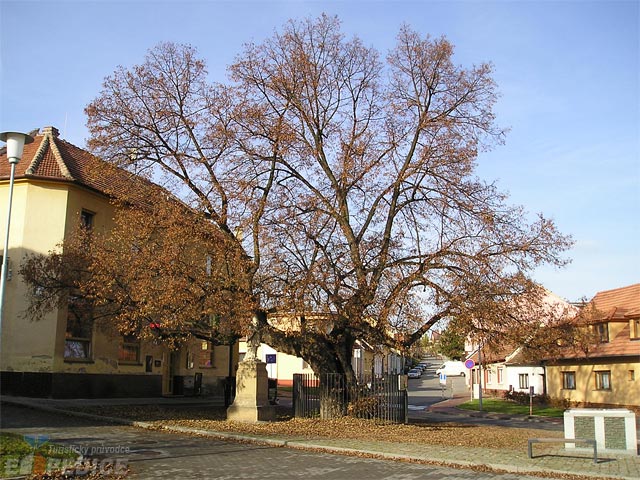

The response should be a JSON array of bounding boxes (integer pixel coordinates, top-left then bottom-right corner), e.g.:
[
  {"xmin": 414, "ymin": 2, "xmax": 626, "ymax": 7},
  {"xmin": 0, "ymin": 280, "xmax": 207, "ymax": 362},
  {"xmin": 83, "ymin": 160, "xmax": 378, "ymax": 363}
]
[{"xmin": 293, "ymin": 373, "xmax": 408, "ymax": 424}]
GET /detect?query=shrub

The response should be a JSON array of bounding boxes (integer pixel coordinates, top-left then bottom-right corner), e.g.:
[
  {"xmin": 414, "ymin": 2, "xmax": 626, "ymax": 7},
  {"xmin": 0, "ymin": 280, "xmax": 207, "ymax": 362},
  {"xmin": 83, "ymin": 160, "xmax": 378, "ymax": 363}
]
[
  {"xmin": 502, "ymin": 390, "xmax": 550, "ymax": 406},
  {"xmin": 548, "ymin": 396, "xmax": 573, "ymax": 409},
  {"xmin": 347, "ymin": 396, "xmax": 383, "ymax": 418}
]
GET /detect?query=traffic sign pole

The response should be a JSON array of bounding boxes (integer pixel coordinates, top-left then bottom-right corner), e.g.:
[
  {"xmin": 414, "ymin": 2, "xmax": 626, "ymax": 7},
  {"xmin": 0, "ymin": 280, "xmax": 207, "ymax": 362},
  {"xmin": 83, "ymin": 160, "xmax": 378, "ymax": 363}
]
[
  {"xmin": 439, "ymin": 373, "xmax": 447, "ymax": 398},
  {"xmin": 464, "ymin": 359, "xmax": 475, "ymax": 402}
]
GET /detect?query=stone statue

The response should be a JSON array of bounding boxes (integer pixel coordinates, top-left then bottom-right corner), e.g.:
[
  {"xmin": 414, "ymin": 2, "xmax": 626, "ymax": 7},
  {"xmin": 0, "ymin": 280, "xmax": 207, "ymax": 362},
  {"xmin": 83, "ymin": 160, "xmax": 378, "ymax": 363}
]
[{"xmin": 244, "ymin": 315, "xmax": 261, "ymax": 361}]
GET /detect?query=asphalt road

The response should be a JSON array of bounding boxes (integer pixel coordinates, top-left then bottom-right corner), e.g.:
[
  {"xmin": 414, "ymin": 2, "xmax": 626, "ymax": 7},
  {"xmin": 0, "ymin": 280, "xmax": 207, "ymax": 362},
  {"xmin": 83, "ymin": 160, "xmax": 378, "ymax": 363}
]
[
  {"xmin": 2, "ymin": 403, "xmax": 554, "ymax": 480},
  {"xmin": 405, "ymin": 362, "xmax": 564, "ymax": 432},
  {"xmin": 407, "ymin": 362, "xmax": 469, "ymax": 410}
]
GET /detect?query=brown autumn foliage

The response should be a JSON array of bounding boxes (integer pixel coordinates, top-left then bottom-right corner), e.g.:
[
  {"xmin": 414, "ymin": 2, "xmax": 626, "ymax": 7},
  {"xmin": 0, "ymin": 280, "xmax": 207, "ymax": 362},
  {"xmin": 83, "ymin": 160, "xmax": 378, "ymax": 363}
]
[
  {"xmin": 456, "ymin": 287, "xmax": 594, "ymax": 362},
  {"xmin": 23, "ymin": 15, "xmax": 573, "ymax": 379},
  {"xmin": 73, "ymin": 404, "xmax": 564, "ymax": 451},
  {"xmin": 20, "ymin": 196, "xmax": 254, "ymax": 346}
]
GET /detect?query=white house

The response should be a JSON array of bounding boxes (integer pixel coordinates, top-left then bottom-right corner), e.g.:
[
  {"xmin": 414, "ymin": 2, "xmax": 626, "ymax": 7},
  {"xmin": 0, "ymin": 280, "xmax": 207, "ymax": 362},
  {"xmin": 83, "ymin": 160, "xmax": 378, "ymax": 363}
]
[
  {"xmin": 467, "ymin": 347, "xmax": 546, "ymax": 397},
  {"xmin": 465, "ymin": 288, "xmax": 576, "ymax": 398}
]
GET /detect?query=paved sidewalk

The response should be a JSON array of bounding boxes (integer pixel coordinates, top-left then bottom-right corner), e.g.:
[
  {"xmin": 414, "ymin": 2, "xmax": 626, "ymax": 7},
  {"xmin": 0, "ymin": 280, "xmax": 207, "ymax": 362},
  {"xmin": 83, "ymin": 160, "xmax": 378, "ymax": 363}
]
[{"xmin": 2, "ymin": 395, "xmax": 638, "ymax": 480}]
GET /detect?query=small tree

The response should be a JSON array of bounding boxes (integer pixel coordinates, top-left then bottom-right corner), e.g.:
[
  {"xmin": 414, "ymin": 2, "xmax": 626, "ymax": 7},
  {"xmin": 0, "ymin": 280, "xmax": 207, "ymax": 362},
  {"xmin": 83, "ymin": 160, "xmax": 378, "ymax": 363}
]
[{"xmin": 436, "ymin": 323, "xmax": 466, "ymax": 360}]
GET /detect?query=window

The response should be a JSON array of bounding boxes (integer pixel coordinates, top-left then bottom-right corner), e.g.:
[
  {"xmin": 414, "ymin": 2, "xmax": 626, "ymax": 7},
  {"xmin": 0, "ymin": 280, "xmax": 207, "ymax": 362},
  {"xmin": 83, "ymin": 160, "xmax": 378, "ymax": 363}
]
[
  {"xmin": 118, "ymin": 335, "xmax": 140, "ymax": 364},
  {"xmin": 518, "ymin": 373, "xmax": 529, "ymax": 390},
  {"xmin": 631, "ymin": 319, "xmax": 640, "ymax": 339},
  {"xmin": 186, "ymin": 351, "xmax": 194, "ymax": 369},
  {"xmin": 80, "ymin": 210, "xmax": 95, "ymax": 229},
  {"xmin": 497, "ymin": 368, "xmax": 504, "ymax": 384},
  {"xmin": 198, "ymin": 341, "xmax": 215, "ymax": 368},
  {"xmin": 64, "ymin": 295, "xmax": 93, "ymax": 360},
  {"xmin": 595, "ymin": 371, "xmax": 611, "ymax": 390},
  {"xmin": 628, "ymin": 370, "xmax": 635, "ymax": 381},
  {"xmin": 562, "ymin": 372, "xmax": 576, "ymax": 390},
  {"xmin": 486, "ymin": 369, "xmax": 493, "ymax": 385},
  {"xmin": 595, "ymin": 323, "xmax": 609, "ymax": 343}
]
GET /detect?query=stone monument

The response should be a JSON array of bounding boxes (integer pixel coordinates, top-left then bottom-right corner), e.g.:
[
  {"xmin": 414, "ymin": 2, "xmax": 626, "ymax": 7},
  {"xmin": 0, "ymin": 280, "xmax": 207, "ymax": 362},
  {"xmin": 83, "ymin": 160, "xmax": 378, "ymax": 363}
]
[{"xmin": 226, "ymin": 321, "xmax": 275, "ymax": 422}]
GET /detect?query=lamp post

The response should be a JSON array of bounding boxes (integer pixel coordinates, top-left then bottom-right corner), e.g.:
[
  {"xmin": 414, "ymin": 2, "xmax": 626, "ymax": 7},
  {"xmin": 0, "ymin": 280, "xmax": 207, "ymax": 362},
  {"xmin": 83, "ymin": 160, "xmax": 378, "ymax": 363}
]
[{"xmin": 0, "ymin": 131, "xmax": 34, "ymax": 334}]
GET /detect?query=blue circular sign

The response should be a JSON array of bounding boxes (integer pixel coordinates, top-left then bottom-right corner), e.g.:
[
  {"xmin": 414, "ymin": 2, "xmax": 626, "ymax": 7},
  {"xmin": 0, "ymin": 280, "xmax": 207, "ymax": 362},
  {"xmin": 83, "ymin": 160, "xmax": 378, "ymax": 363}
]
[{"xmin": 464, "ymin": 359, "xmax": 475, "ymax": 369}]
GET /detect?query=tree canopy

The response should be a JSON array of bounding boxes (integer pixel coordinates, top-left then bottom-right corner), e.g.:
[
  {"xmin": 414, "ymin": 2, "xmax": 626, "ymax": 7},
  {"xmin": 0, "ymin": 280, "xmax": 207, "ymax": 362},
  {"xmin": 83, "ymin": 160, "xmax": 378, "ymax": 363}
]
[
  {"xmin": 27, "ymin": 15, "xmax": 572, "ymax": 379},
  {"xmin": 436, "ymin": 323, "xmax": 466, "ymax": 360},
  {"xmin": 21, "ymin": 195, "xmax": 252, "ymax": 347}
]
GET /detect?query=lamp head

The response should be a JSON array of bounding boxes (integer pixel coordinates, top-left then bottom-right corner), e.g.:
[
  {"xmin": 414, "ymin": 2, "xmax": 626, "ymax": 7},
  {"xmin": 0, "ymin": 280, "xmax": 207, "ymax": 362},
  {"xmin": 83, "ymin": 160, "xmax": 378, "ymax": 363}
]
[{"xmin": 0, "ymin": 131, "xmax": 35, "ymax": 164}]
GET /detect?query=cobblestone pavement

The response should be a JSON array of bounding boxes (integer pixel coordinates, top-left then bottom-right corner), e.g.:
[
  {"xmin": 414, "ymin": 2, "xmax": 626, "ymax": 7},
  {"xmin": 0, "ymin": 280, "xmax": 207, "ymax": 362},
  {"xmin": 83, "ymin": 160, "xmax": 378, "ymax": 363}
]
[
  {"xmin": 2, "ymin": 403, "xmax": 550, "ymax": 480},
  {"xmin": 1, "ymin": 397, "xmax": 638, "ymax": 480}
]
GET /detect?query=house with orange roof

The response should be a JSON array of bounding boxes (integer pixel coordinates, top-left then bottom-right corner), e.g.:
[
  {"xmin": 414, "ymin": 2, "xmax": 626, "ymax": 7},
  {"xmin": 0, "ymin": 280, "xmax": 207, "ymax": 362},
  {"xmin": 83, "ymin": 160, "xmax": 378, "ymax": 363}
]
[
  {"xmin": 463, "ymin": 289, "xmax": 578, "ymax": 398},
  {"xmin": 0, "ymin": 127, "xmax": 238, "ymax": 399},
  {"xmin": 545, "ymin": 283, "xmax": 640, "ymax": 409}
]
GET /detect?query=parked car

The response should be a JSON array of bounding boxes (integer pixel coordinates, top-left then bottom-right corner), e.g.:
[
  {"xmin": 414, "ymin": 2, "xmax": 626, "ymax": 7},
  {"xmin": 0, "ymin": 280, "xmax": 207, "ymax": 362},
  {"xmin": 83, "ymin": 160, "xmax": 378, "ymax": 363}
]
[
  {"xmin": 435, "ymin": 361, "xmax": 466, "ymax": 377},
  {"xmin": 407, "ymin": 368, "xmax": 422, "ymax": 378}
]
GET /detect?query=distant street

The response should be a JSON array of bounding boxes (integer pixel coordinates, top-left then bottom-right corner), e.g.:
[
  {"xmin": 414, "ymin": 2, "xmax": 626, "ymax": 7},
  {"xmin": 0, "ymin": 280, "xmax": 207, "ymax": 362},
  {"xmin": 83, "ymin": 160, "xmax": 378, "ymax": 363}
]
[
  {"xmin": 407, "ymin": 360, "xmax": 469, "ymax": 410},
  {"xmin": 405, "ymin": 360, "xmax": 563, "ymax": 432}
]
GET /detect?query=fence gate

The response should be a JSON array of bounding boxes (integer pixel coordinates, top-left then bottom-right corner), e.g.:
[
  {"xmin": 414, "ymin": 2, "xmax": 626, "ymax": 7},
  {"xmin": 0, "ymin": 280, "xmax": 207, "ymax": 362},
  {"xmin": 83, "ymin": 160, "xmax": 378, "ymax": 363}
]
[{"xmin": 293, "ymin": 373, "xmax": 408, "ymax": 424}]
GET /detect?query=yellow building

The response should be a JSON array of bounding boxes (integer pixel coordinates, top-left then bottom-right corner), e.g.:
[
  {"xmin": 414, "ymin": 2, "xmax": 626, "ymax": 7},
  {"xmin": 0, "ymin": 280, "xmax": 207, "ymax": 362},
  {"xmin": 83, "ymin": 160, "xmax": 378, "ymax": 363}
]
[
  {"xmin": 238, "ymin": 340, "xmax": 315, "ymax": 387},
  {"xmin": 546, "ymin": 284, "xmax": 640, "ymax": 409},
  {"xmin": 0, "ymin": 127, "xmax": 237, "ymax": 399}
]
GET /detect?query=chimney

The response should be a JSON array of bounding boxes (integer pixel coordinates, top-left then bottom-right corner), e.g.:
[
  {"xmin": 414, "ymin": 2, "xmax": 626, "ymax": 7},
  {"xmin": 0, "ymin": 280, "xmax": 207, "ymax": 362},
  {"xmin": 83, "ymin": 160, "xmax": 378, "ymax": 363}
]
[{"xmin": 41, "ymin": 126, "xmax": 60, "ymax": 138}]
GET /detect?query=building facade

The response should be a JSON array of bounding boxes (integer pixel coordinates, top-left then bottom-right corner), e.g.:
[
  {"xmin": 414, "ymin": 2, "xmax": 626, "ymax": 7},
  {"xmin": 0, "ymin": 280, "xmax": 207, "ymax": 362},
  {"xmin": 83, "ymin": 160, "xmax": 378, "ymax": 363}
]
[
  {"xmin": 545, "ymin": 284, "xmax": 640, "ymax": 409},
  {"xmin": 0, "ymin": 127, "xmax": 237, "ymax": 398},
  {"xmin": 469, "ymin": 347, "xmax": 546, "ymax": 397}
]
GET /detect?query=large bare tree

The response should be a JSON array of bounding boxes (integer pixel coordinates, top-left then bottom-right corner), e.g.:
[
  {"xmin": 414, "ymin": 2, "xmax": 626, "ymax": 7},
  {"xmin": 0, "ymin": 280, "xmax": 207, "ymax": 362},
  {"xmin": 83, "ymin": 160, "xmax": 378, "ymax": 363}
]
[{"xmin": 82, "ymin": 15, "xmax": 572, "ymax": 382}]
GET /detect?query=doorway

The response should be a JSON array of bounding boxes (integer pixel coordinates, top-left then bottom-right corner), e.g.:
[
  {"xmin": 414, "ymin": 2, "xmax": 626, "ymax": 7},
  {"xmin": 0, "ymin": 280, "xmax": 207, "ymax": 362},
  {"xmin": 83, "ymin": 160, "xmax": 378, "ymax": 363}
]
[{"xmin": 162, "ymin": 351, "xmax": 178, "ymax": 395}]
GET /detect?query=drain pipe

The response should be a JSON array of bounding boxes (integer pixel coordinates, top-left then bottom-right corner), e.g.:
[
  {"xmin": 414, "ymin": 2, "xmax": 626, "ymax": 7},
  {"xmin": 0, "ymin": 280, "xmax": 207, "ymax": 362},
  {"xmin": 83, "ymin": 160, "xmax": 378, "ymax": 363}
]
[{"xmin": 478, "ymin": 344, "xmax": 483, "ymax": 412}]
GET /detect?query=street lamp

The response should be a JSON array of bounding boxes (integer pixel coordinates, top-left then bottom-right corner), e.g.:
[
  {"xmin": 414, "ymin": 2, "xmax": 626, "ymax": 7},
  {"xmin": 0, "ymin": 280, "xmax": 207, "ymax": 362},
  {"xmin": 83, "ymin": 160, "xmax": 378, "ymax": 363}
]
[{"xmin": 0, "ymin": 131, "xmax": 34, "ymax": 332}]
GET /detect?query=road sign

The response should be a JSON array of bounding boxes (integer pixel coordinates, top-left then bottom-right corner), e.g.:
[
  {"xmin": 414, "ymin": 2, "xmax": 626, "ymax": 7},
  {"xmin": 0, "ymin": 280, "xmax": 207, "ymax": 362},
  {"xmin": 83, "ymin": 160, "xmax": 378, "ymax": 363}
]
[
  {"xmin": 439, "ymin": 373, "xmax": 447, "ymax": 385},
  {"xmin": 265, "ymin": 354, "xmax": 276, "ymax": 364},
  {"xmin": 464, "ymin": 359, "xmax": 475, "ymax": 369}
]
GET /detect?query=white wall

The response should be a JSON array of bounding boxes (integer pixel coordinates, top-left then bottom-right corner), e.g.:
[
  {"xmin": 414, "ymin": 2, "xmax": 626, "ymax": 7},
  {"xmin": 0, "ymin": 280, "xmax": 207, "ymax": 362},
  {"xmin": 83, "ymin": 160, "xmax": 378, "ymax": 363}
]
[
  {"xmin": 478, "ymin": 363, "xmax": 545, "ymax": 394},
  {"xmin": 505, "ymin": 366, "xmax": 545, "ymax": 394}
]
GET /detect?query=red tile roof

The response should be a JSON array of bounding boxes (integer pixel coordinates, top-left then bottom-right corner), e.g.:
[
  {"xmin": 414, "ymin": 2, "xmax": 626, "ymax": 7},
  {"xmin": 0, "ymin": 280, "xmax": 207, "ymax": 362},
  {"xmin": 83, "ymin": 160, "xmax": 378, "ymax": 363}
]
[
  {"xmin": 472, "ymin": 285, "xmax": 640, "ymax": 365},
  {"xmin": 0, "ymin": 126, "xmax": 164, "ymax": 205},
  {"xmin": 559, "ymin": 283, "xmax": 640, "ymax": 360},
  {"xmin": 559, "ymin": 325, "xmax": 639, "ymax": 360},
  {"xmin": 589, "ymin": 283, "xmax": 640, "ymax": 321},
  {"xmin": 468, "ymin": 343, "xmax": 514, "ymax": 364}
]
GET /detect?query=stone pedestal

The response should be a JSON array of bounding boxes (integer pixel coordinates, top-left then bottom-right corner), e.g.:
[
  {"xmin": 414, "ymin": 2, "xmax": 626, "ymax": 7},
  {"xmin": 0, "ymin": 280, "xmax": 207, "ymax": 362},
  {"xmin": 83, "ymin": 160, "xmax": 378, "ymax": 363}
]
[
  {"xmin": 564, "ymin": 408, "xmax": 637, "ymax": 455},
  {"xmin": 226, "ymin": 359, "xmax": 275, "ymax": 422}
]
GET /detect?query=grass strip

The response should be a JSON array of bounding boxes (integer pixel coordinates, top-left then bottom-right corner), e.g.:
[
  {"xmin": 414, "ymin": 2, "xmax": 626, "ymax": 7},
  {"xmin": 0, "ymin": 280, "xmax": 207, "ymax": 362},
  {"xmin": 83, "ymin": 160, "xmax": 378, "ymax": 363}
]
[{"xmin": 457, "ymin": 399, "xmax": 564, "ymax": 417}]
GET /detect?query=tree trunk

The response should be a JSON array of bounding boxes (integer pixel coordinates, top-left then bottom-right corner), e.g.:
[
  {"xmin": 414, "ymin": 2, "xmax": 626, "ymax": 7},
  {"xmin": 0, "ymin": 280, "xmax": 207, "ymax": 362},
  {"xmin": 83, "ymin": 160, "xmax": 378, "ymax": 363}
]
[
  {"xmin": 307, "ymin": 335, "xmax": 357, "ymax": 419},
  {"xmin": 318, "ymin": 373, "xmax": 347, "ymax": 419},
  {"xmin": 260, "ymin": 318, "xmax": 360, "ymax": 419}
]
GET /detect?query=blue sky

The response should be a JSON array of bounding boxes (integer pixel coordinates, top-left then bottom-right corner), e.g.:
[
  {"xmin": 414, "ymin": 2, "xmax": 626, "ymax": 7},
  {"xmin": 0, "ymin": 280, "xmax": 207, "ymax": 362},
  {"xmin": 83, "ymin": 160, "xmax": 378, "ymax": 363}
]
[{"xmin": 1, "ymin": 0, "xmax": 638, "ymax": 302}]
